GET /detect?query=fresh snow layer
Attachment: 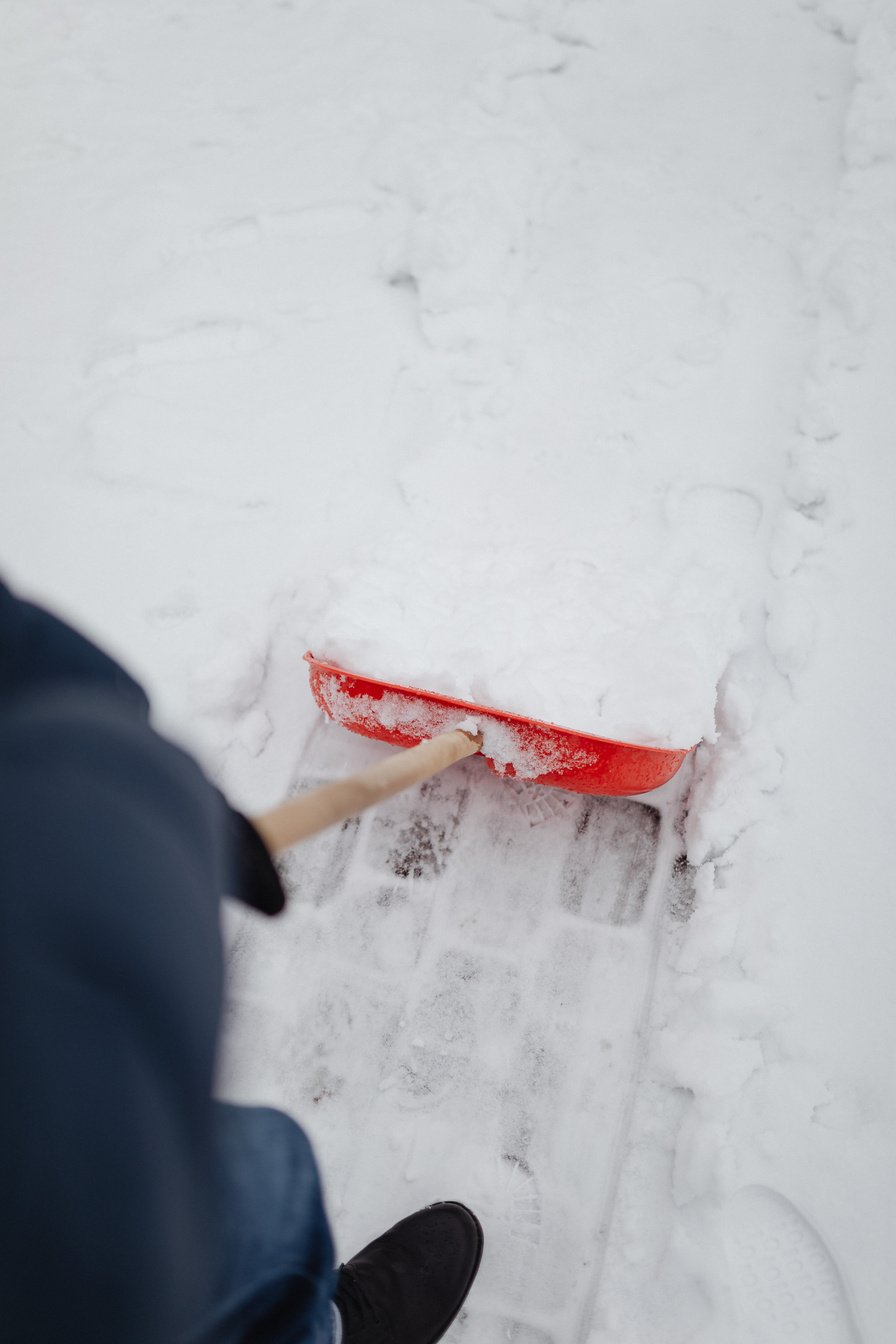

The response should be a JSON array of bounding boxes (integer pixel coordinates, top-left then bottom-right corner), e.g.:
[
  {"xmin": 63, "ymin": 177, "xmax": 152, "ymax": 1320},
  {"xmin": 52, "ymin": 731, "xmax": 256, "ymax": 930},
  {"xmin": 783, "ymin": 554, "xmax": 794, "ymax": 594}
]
[
  {"xmin": 301, "ymin": 0, "xmax": 831, "ymax": 752},
  {"xmin": 3, "ymin": 1, "xmax": 896, "ymax": 1342}
]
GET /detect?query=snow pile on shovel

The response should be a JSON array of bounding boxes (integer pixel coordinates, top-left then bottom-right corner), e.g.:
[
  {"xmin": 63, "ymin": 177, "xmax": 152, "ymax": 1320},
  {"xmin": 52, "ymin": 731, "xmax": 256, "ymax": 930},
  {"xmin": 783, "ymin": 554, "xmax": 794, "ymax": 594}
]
[{"xmin": 309, "ymin": 524, "xmax": 748, "ymax": 751}]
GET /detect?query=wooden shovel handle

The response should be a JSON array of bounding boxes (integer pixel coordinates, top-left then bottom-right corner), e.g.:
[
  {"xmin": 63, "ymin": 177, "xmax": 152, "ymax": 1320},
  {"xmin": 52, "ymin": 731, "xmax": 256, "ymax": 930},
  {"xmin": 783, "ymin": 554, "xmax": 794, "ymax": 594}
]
[{"xmin": 251, "ymin": 728, "xmax": 482, "ymax": 854}]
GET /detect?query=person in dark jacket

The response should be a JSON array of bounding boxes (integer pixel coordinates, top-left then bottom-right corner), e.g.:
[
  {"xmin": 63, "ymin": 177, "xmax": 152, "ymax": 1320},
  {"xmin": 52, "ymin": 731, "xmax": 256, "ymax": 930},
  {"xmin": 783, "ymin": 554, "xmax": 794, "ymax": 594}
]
[{"xmin": 0, "ymin": 579, "xmax": 482, "ymax": 1344}]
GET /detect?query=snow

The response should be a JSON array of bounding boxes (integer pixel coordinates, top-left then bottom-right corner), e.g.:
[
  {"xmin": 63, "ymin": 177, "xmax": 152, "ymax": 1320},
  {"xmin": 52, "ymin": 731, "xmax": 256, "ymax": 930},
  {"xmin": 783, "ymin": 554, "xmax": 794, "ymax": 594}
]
[
  {"xmin": 3, "ymin": 1, "xmax": 896, "ymax": 1341},
  {"xmin": 308, "ymin": 534, "xmax": 745, "ymax": 749}
]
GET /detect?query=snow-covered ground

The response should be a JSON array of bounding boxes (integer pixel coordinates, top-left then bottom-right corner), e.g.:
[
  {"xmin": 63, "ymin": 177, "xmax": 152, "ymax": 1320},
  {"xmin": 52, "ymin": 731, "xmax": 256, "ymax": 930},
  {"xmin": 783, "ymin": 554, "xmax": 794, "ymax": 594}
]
[{"xmin": 3, "ymin": 1, "xmax": 895, "ymax": 1340}]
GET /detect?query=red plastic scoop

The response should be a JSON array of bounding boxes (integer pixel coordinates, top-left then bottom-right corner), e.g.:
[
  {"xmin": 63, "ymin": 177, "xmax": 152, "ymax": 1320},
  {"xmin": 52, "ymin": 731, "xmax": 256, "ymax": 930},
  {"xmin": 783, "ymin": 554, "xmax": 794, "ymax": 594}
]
[{"xmin": 305, "ymin": 652, "xmax": 691, "ymax": 797}]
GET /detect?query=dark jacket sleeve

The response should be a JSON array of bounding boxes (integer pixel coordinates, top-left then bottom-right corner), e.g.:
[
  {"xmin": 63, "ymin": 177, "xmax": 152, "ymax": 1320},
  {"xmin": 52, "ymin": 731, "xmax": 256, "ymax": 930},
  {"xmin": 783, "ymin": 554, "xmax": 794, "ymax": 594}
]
[
  {"xmin": 0, "ymin": 579, "xmax": 150, "ymax": 715},
  {"xmin": 0, "ymin": 687, "xmax": 226, "ymax": 1343},
  {"xmin": 0, "ymin": 579, "xmax": 285, "ymax": 917}
]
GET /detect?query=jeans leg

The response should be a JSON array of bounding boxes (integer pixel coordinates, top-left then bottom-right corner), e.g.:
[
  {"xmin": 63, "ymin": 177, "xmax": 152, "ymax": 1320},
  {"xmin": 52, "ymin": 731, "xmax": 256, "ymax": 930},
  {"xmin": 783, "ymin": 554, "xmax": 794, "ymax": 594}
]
[{"xmin": 180, "ymin": 1102, "xmax": 337, "ymax": 1344}]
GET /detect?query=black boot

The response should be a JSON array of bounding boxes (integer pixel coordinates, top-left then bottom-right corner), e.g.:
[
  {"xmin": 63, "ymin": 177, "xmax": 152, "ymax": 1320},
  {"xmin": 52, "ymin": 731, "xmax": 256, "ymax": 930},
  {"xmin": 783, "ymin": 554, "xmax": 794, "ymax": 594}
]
[{"xmin": 333, "ymin": 1201, "xmax": 484, "ymax": 1344}]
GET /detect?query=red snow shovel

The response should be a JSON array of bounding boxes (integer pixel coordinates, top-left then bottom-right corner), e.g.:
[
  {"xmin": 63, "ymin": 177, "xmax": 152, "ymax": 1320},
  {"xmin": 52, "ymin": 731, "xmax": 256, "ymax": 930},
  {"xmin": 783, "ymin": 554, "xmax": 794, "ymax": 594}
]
[{"xmin": 252, "ymin": 655, "xmax": 690, "ymax": 853}]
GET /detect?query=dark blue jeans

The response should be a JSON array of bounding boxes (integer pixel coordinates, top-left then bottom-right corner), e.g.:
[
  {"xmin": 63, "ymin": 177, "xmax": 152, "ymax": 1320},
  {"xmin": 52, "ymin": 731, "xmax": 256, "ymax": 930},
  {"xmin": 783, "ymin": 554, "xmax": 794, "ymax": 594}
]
[{"xmin": 182, "ymin": 1103, "xmax": 338, "ymax": 1344}]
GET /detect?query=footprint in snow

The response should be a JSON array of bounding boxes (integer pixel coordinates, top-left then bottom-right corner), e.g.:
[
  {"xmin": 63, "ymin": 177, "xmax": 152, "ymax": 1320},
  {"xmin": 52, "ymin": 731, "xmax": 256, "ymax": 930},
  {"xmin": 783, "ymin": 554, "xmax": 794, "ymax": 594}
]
[
  {"xmin": 469, "ymin": 1153, "xmax": 542, "ymax": 1249},
  {"xmin": 725, "ymin": 1185, "xmax": 862, "ymax": 1343},
  {"xmin": 88, "ymin": 319, "xmax": 267, "ymax": 379}
]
